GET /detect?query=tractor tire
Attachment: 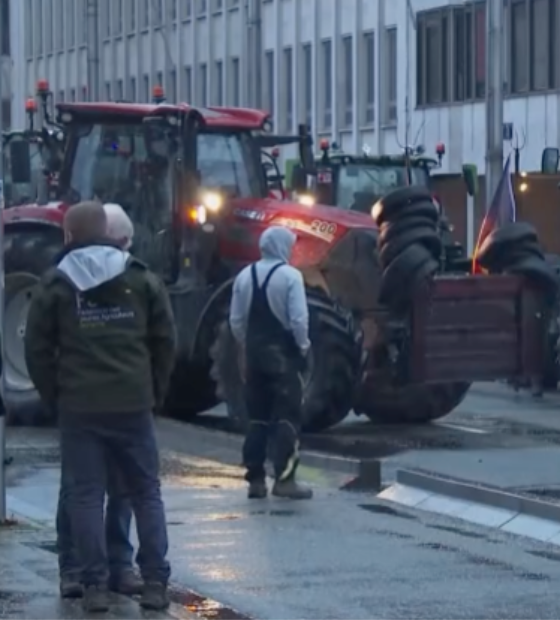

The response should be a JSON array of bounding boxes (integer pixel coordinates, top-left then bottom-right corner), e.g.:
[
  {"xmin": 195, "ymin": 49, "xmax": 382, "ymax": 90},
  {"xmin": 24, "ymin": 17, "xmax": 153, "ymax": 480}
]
[
  {"xmin": 372, "ymin": 186, "xmax": 435, "ymax": 225},
  {"xmin": 379, "ymin": 227, "xmax": 442, "ymax": 269},
  {"xmin": 483, "ymin": 242, "xmax": 545, "ymax": 273},
  {"xmin": 505, "ymin": 256, "xmax": 559, "ymax": 298},
  {"xmin": 210, "ymin": 288, "xmax": 363, "ymax": 433},
  {"xmin": 356, "ymin": 381, "xmax": 471, "ymax": 424},
  {"xmin": 4, "ymin": 225, "xmax": 64, "ymax": 426},
  {"xmin": 379, "ymin": 216, "xmax": 438, "ymax": 247},
  {"xmin": 164, "ymin": 361, "xmax": 218, "ymax": 420},
  {"xmin": 379, "ymin": 245, "xmax": 439, "ymax": 309},
  {"xmin": 477, "ymin": 222, "xmax": 538, "ymax": 270}
]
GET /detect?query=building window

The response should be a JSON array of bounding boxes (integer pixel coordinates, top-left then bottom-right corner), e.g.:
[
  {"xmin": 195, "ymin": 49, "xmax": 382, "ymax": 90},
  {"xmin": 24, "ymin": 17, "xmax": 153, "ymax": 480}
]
[
  {"xmin": 228, "ymin": 0, "xmax": 240, "ymax": 8},
  {"xmin": 105, "ymin": 82, "xmax": 111, "ymax": 100},
  {"xmin": 169, "ymin": 69, "xmax": 177, "ymax": 102},
  {"xmin": 127, "ymin": 0, "xmax": 136, "ymax": 32},
  {"xmin": 66, "ymin": 0, "xmax": 75, "ymax": 47},
  {"xmin": 302, "ymin": 43, "xmax": 312, "ymax": 128},
  {"xmin": 101, "ymin": 0, "xmax": 111, "ymax": 38},
  {"xmin": 199, "ymin": 63, "xmax": 208, "ymax": 105},
  {"xmin": 230, "ymin": 57, "xmax": 240, "ymax": 106},
  {"xmin": 45, "ymin": 0, "xmax": 53, "ymax": 53},
  {"xmin": 416, "ymin": 11, "xmax": 449, "ymax": 105},
  {"xmin": 342, "ymin": 36, "xmax": 353, "ymax": 128},
  {"xmin": 320, "ymin": 39, "xmax": 332, "ymax": 130},
  {"xmin": 58, "ymin": 90, "xmax": 65, "ymax": 102},
  {"xmin": 113, "ymin": 0, "xmax": 123, "ymax": 35},
  {"xmin": 153, "ymin": 0, "xmax": 163, "ymax": 26},
  {"xmin": 184, "ymin": 66, "xmax": 192, "ymax": 100},
  {"xmin": 386, "ymin": 28, "xmax": 397, "ymax": 123},
  {"xmin": 214, "ymin": 60, "xmax": 223, "ymax": 104},
  {"xmin": 115, "ymin": 79, "xmax": 123, "ymax": 100},
  {"xmin": 129, "ymin": 75, "xmax": 137, "ymax": 100},
  {"xmin": 141, "ymin": 0, "xmax": 149, "ymax": 29},
  {"xmin": 170, "ymin": 0, "xmax": 178, "ymax": 22},
  {"xmin": 197, "ymin": 0, "xmax": 207, "ymax": 16},
  {"xmin": 213, "ymin": 0, "xmax": 223, "ymax": 12},
  {"xmin": 182, "ymin": 0, "xmax": 192, "ymax": 20},
  {"xmin": 77, "ymin": 0, "xmax": 85, "ymax": 43},
  {"xmin": 26, "ymin": 0, "xmax": 33, "ymax": 56},
  {"xmin": 34, "ymin": 0, "xmax": 43, "ymax": 55},
  {"xmin": 283, "ymin": 47, "xmax": 293, "ymax": 132},
  {"xmin": 143, "ymin": 74, "xmax": 150, "ymax": 101},
  {"xmin": 81, "ymin": 85, "xmax": 88, "ymax": 101},
  {"xmin": 70, "ymin": 88, "xmax": 76, "ymax": 101},
  {"xmin": 363, "ymin": 32, "xmax": 374, "ymax": 125},
  {"xmin": 264, "ymin": 50, "xmax": 275, "ymax": 116}
]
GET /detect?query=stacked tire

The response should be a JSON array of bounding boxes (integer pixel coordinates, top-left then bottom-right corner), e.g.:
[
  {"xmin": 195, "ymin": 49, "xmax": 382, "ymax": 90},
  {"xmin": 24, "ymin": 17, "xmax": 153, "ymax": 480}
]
[
  {"xmin": 371, "ymin": 186, "xmax": 443, "ymax": 312},
  {"xmin": 475, "ymin": 222, "xmax": 558, "ymax": 302}
]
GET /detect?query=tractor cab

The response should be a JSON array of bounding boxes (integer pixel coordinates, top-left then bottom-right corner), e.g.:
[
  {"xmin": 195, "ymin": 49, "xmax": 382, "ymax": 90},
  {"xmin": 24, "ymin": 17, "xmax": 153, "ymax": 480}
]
[{"xmin": 291, "ymin": 140, "xmax": 445, "ymax": 213}]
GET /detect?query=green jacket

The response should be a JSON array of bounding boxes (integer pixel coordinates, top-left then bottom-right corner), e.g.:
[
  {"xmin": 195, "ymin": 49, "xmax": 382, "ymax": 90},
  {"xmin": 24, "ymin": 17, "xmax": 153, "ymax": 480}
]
[{"xmin": 24, "ymin": 241, "xmax": 177, "ymax": 415}]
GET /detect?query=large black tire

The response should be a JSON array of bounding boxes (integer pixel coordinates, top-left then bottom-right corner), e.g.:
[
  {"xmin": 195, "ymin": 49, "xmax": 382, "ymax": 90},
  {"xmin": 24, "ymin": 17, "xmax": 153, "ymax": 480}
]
[
  {"xmin": 4, "ymin": 225, "xmax": 64, "ymax": 426},
  {"xmin": 209, "ymin": 288, "xmax": 363, "ymax": 433},
  {"xmin": 355, "ymin": 381, "xmax": 471, "ymax": 424}
]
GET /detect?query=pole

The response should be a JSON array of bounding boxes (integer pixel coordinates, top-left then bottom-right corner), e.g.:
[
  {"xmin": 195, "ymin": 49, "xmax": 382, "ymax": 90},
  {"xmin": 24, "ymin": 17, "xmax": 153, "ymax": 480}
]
[
  {"xmin": 86, "ymin": 0, "xmax": 100, "ymax": 101},
  {"xmin": 0, "ymin": 0, "xmax": 6, "ymax": 521},
  {"xmin": 485, "ymin": 0, "xmax": 504, "ymax": 206},
  {"xmin": 246, "ymin": 0, "xmax": 262, "ymax": 108},
  {"xmin": 466, "ymin": 194, "xmax": 474, "ymax": 255}
]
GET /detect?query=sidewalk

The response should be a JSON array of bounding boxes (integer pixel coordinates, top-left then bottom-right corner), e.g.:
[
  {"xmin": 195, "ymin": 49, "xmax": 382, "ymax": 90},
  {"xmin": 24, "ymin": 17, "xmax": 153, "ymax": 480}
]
[{"xmin": 7, "ymin": 428, "xmax": 560, "ymax": 620}]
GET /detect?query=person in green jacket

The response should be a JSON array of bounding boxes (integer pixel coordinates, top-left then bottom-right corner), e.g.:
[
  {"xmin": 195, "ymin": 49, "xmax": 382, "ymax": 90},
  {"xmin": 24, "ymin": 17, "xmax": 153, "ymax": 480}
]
[{"xmin": 24, "ymin": 201, "xmax": 176, "ymax": 614}]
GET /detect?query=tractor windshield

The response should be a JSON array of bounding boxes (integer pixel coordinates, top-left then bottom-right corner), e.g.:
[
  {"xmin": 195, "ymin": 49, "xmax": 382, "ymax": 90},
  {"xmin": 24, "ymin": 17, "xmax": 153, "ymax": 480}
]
[{"xmin": 337, "ymin": 163, "xmax": 429, "ymax": 211}]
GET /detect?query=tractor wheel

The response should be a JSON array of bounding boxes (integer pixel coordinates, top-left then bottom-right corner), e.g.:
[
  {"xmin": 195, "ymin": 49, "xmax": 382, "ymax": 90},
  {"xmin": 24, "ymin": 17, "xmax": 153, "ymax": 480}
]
[
  {"xmin": 372, "ymin": 186, "xmax": 436, "ymax": 224},
  {"xmin": 355, "ymin": 381, "xmax": 471, "ymax": 424},
  {"xmin": 210, "ymin": 288, "xmax": 363, "ymax": 433},
  {"xmin": 379, "ymin": 226, "xmax": 442, "ymax": 269},
  {"xmin": 4, "ymin": 225, "xmax": 64, "ymax": 426},
  {"xmin": 164, "ymin": 360, "xmax": 218, "ymax": 420}
]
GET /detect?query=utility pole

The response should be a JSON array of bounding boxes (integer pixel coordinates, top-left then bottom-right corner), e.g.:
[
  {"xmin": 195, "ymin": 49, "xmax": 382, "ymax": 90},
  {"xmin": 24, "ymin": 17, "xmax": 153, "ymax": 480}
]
[
  {"xmin": 246, "ymin": 0, "xmax": 262, "ymax": 108},
  {"xmin": 485, "ymin": 0, "xmax": 504, "ymax": 206},
  {"xmin": 0, "ymin": 0, "xmax": 6, "ymax": 521},
  {"xmin": 86, "ymin": 0, "xmax": 101, "ymax": 101}
]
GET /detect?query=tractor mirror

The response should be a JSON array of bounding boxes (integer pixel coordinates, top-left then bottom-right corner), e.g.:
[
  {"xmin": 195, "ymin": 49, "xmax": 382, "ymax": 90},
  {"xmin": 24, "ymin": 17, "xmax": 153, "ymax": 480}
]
[
  {"xmin": 462, "ymin": 163, "xmax": 478, "ymax": 197},
  {"xmin": 291, "ymin": 165, "xmax": 308, "ymax": 193},
  {"xmin": 541, "ymin": 147, "xmax": 560, "ymax": 174},
  {"xmin": 9, "ymin": 140, "xmax": 32, "ymax": 184}
]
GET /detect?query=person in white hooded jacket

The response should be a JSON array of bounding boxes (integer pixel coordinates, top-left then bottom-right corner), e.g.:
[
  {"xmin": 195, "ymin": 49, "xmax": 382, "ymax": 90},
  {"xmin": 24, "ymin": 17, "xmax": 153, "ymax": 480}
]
[{"xmin": 229, "ymin": 226, "xmax": 313, "ymax": 500}]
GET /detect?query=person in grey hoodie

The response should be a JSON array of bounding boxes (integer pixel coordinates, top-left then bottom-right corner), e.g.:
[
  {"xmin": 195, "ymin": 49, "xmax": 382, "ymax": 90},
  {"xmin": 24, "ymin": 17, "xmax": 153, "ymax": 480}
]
[
  {"xmin": 229, "ymin": 226, "xmax": 313, "ymax": 500},
  {"xmin": 25, "ymin": 201, "xmax": 176, "ymax": 613}
]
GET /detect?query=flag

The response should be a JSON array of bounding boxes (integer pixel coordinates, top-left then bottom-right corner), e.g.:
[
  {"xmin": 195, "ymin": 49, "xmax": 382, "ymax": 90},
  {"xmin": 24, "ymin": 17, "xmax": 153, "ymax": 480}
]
[{"xmin": 472, "ymin": 152, "xmax": 516, "ymax": 273}]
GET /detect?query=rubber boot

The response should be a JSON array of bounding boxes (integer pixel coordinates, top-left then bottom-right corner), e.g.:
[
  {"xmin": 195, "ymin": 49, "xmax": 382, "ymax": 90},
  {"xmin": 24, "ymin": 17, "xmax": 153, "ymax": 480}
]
[
  {"xmin": 140, "ymin": 582, "xmax": 170, "ymax": 610},
  {"xmin": 248, "ymin": 480, "xmax": 268, "ymax": 499},
  {"xmin": 59, "ymin": 575, "xmax": 83, "ymax": 599},
  {"xmin": 272, "ymin": 478, "xmax": 313, "ymax": 500}
]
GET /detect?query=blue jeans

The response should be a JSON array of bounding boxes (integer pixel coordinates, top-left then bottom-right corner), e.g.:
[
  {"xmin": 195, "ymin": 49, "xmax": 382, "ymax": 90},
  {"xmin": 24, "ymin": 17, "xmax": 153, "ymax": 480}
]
[
  {"xmin": 58, "ymin": 411, "xmax": 170, "ymax": 587},
  {"xmin": 57, "ymin": 466, "xmax": 134, "ymax": 581}
]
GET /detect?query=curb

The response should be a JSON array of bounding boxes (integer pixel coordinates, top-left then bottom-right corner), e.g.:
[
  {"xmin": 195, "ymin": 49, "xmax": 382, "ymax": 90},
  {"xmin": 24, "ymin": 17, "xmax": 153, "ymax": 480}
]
[
  {"xmin": 396, "ymin": 469, "xmax": 560, "ymax": 523},
  {"xmin": 156, "ymin": 418, "xmax": 382, "ymax": 491},
  {"xmin": 379, "ymin": 468, "xmax": 560, "ymax": 545}
]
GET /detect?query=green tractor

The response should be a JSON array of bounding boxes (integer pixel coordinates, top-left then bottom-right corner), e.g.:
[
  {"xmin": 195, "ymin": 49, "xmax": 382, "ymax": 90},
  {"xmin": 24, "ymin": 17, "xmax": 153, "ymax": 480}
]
[
  {"xmin": 3, "ymin": 88, "xmax": 66, "ymax": 207},
  {"xmin": 288, "ymin": 141, "xmax": 467, "ymax": 272}
]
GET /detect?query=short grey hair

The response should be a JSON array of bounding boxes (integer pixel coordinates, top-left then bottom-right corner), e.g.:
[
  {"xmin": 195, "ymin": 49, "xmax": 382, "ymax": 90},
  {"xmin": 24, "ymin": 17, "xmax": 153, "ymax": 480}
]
[{"xmin": 103, "ymin": 203, "xmax": 134, "ymax": 250}]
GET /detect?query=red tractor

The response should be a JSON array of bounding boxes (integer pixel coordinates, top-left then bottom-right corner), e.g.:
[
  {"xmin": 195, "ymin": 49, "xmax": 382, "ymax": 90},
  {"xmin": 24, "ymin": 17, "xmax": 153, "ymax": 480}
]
[{"xmin": 3, "ymin": 91, "xmax": 555, "ymax": 431}]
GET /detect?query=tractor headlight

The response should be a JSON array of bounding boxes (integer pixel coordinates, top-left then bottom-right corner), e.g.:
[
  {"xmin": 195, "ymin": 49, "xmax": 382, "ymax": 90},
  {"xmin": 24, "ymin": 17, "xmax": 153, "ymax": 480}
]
[
  {"xmin": 296, "ymin": 193, "xmax": 315, "ymax": 207},
  {"xmin": 200, "ymin": 191, "xmax": 223, "ymax": 212}
]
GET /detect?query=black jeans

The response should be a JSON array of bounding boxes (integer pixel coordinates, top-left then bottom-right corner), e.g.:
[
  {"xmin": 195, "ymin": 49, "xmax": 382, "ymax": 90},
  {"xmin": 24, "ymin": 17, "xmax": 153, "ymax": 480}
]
[
  {"xmin": 59, "ymin": 411, "xmax": 170, "ymax": 586},
  {"xmin": 242, "ymin": 364, "xmax": 302, "ymax": 483},
  {"xmin": 57, "ymin": 460, "xmax": 134, "ymax": 581}
]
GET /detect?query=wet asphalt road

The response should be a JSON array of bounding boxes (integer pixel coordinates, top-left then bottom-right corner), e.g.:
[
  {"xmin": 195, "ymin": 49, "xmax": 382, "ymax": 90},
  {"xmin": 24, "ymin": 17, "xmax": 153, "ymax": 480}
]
[{"xmin": 5, "ymin": 381, "xmax": 560, "ymax": 619}]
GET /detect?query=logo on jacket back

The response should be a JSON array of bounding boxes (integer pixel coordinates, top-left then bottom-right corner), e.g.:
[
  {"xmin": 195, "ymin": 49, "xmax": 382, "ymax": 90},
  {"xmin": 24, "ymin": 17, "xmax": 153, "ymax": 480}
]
[{"xmin": 76, "ymin": 293, "xmax": 135, "ymax": 328}]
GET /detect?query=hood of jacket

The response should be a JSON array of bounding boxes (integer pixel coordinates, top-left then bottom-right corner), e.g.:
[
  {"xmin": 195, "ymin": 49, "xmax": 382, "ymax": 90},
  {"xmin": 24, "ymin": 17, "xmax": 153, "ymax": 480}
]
[
  {"xmin": 56, "ymin": 243, "xmax": 131, "ymax": 292},
  {"xmin": 259, "ymin": 226, "xmax": 297, "ymax": 262}
]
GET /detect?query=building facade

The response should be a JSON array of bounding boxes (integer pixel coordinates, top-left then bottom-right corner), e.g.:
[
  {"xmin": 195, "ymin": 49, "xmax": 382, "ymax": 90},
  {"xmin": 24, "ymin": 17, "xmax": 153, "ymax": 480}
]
[{"xmin": 9, "ymin": 0, "xmax": 560, "ymax": 174}]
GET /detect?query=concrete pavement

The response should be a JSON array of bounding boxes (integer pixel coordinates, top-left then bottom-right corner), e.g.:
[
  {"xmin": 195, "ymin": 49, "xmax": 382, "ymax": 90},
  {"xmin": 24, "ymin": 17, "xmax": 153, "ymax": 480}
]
[{"xmin": 6, "ymin": 425, "xmax": 560, "ymax": 619}]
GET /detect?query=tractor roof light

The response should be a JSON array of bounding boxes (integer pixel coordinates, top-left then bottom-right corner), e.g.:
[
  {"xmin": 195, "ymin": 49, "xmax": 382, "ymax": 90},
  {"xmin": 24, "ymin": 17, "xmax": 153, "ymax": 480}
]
[
  {"xmin": 271, "ymin": 147, "xmax": 280, "ymax": 158},
  {"xmin": 152, "ymin": 85, "xmax": 165, "ymax": 103},
  {"xmin": 319, "ymin": 138, "xmax": 330, "ymax": 152},
  {"xmin": 36, "ymin": 79, "xmax": 50, "ymax": 95},
  {"xmin": 25, "ymin": 98, "xmax": 37, "ymax": 113}
]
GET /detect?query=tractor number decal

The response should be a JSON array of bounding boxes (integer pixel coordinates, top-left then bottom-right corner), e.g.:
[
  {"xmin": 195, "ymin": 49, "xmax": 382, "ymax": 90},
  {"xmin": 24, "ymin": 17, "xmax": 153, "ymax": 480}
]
[
  {"xmin": 317, "ymin": 170, "xmax": 332, "ymax": 184},
  {"xmin": 273, "ymin": 217, "xmax": 337, "ymax": 242}
]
